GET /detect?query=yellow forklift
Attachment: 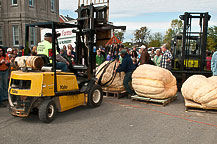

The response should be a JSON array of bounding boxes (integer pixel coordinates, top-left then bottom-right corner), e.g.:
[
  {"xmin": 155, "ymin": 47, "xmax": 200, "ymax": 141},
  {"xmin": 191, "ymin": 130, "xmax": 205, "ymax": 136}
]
[
  {"xmin": 171, "ymin": 12, "xmax": 212, "ymax": 89},
  {"xmin": 8, "ymin": 22, "xmax": 103, "ymax": 123}
]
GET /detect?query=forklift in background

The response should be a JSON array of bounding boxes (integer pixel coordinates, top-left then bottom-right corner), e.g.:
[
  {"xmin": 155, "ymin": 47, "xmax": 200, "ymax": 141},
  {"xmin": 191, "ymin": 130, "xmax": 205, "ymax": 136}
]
[{"xmin": 171, "ymin": 12, "xmax": 212, "ymax": 88}]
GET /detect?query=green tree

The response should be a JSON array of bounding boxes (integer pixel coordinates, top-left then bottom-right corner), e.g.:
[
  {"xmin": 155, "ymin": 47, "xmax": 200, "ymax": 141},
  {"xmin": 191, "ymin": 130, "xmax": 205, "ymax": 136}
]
[
  {"xmin": 134, "ymin": 26, "xmax": 150, "ymax": 45},
  {"xmin": 164, "ymin": 19, "xmax": 183, "ymax": 48},
  {"xmin": 114, "ymin": 30, "xmax": 125, "ymax": 42},
  {"xmin": 149, "ymin": 32, "xmax": 163, "ymax": 47},
  {"xmin": 123, "ymin": 42, "xmax": 133, "ymax": 48},
  {"xmin": 207, "ymin": 26, "xmax": 217, "ymax": 51}
]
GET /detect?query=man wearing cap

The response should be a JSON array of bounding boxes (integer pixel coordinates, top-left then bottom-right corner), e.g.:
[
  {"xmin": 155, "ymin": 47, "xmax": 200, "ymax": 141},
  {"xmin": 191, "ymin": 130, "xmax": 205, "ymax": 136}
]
[
  {"xmin": 116, "ymin": 49, "xmax": 135, "ymax": 98},
  {"xmin": 7, "ymin": 48, "xmax": 13, "ymax": 57},
  {"xmin": 139, "ymin": 45, "xmax": 150, "ymax": 65},
  {"xmin": 37, "ymin": 33, "xmax": 69, "ymax": 72}
]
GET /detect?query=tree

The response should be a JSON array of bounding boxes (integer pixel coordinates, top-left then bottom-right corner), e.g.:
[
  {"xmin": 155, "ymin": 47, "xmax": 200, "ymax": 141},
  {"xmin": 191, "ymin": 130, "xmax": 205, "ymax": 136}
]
[
  {"xmin": 164, "ymin": 19, "xmax": 183, "ymax": 48},
  {"xmin": 207, "ymin": 26, "xmax": 217, "ymax": 51},
  {"xmin": 114, "ymin": 30, "xmax": 125, "ymax": 42},
  {"xmin": 134, "ymin": 26, "xmax": 150, "ymax": 45},
  {"xmin": 123, "ymin": 42, "xmax": 133, "ymax": 48},
  {"xmin": 149, "ymin": 32, "xmax": 163, "ymax": 47}
]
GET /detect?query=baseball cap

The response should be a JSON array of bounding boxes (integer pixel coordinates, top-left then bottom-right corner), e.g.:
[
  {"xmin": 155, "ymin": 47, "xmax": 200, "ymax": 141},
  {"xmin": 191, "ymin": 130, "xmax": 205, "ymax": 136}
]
[
  {"xmin": 120, "ymin": 49, "xmax": 127, "ymax": 55},
  {"xmin": 7, "ymin": 48, "xmax": 12, "ymax": 52},
  {"xmin": 44, "ymin": 33, "xmax": 52, "ymax": 38}
]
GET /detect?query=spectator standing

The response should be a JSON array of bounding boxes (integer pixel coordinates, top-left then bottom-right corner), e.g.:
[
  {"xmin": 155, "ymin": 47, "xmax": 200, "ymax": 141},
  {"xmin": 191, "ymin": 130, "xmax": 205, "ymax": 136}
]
[
  {"xmin": 153, "ymin": 49, "xmax": 162, "ymax": 67},
  {"xmin": 68, "ymin": 44, "xmax": 76, "ymax": 61},
  {"xmin": 211, "ymin": 50, "xmax": 217, "ymax": 75},
  {"xmin": 150, "ymin": 49, "xmax": 155, "ymax": 60},
  {"xmin": 139, "ymin": 45, "xmax": 150, "ymax": 65},
  {"xmin": 131, "ymin": 46, "xmax": 138, "ymax": 59},
  {"xmin": 71, "ymin": 47, "xmax": 76, "ymax": 60},
  {"xmin": 63, "ymin": 45, "xmax": 67, "ymax": 56},
  {"xmin": 206, "ymin": 51, "xmax": 212, "ymax": 71},
  {"xmin": 9, "ymin": 54, "xmax": 16, "ymax": 71},
  {"xmin": 96, "ymin": 50, "xmax": 105, "ymax": 67},
  {"xmin": 101, "ymin": 48, "xmax": 106, "ymax": 59},
  {"xmin": 7, "ymin": 48, "xmax": 13, "ymax": 57},
  {"xmin": 12, "ymin": 48, "xmax": 18, "ymax": 57},
  {"xmin": 160, "ymin": 44, "xmax": 173, "ymax": 70},
  {"xmin": 118, "ymin": 45, "xmax": 125, "ymax": 63},
  {"xmin": 0, "ymin": 46, "xmax": 10, "ymax": 107},
  {"xmin": 31, "ymin": 46, "xmax": 37, "ymax": 56},
  {"xmin": 106, "ymin": 51, "xmax": 112, "ymax": 61}
]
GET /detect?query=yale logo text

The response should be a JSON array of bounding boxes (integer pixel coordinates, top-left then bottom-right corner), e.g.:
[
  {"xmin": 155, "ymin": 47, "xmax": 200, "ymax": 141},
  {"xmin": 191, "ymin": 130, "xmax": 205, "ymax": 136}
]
[{"xmin": 60, "ymin": 85, "xmax": 68, "ymax": 90}]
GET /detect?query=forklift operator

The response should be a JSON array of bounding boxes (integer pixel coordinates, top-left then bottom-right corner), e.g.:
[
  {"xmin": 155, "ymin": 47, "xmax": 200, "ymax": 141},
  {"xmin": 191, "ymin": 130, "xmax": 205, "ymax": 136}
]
[{"xmin": 37, "ymin": 33, "xmax": 69, "ymax": 72}]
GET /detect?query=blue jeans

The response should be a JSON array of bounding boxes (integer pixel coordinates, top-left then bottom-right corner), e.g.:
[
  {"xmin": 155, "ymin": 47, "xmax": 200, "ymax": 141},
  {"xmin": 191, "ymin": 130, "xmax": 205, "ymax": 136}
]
[
  {"xmin": 0, "ymin": 70, "xmax": 9, "ymax": 102},
  {"xmin": 56, "ymin": 62, "xmax": 68, "ymax": 72},
  {"xmin": 123, "ymin": 72, "xmax": 134, "ymax": 95}
]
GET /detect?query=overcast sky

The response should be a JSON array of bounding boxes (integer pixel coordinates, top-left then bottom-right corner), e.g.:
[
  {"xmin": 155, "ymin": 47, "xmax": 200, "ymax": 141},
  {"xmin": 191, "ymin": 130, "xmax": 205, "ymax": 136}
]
[{"xmin": 60, "ymin": 0, "xmax": 217, "ymax": 42}]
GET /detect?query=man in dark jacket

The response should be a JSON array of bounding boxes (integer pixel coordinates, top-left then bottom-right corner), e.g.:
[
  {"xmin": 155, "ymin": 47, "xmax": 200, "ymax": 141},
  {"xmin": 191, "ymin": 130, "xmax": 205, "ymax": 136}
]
[{"xmin": 116, "ymin": 50, "xmax": 135, "ymax": 98}]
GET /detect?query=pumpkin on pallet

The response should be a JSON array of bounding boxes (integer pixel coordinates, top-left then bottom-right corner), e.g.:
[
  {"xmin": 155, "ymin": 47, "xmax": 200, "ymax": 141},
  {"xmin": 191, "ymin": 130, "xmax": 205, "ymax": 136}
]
[
  {"xmin": 181, "ymin": 75, "xmax": 217, "ymax": 109},
  {"xmin": 96, "ymin": 61, "xmax": 125, "ymax": 92},
  {"xmin": 132, "ymin": 64, "xmax": 177, "ymax": 99}
]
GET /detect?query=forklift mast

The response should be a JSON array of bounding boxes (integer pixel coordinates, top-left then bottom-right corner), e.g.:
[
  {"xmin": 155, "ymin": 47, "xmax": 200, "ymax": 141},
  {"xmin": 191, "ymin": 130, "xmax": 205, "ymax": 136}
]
[
  {"xmin": 76, "ymin": 0, "xmax": 126, "ymax": 79},
  {"xmin": 179, "ymin": 12, "xmax": 211, "ymax": 71}
]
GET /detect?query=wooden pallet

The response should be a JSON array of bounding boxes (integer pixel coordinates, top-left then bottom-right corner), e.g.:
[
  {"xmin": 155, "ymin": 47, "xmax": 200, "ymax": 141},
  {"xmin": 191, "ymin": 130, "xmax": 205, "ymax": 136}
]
[
  {"xmin": 131, "ymin": 94, "xmax": 177, "ymax": 106},
  {"xmin": 103, "ymin": 90, "xmax": 128, "ymax": 99},
  {"xmin": 185, "ymin": 99, "xmax": 217, "ymax": 113},
  {"xmin": 185, "ymin": 106, "xmax": 217, "ymax": 114}
]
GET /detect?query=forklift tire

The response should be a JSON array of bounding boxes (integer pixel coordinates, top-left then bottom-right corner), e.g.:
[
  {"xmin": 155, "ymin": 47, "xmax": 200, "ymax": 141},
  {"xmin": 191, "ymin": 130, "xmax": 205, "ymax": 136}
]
[
  {"xmin": 87, "ymin": 84, "xmax": 103, "ymax": 108},
  {"xmin": 38, "ymin": 99, "xmax": 57, "ymax": 123}
]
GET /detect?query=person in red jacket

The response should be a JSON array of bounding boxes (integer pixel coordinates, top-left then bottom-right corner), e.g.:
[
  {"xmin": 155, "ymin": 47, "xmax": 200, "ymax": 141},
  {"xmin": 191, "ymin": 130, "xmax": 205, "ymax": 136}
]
[
  {"xmin": 206, "ymin": 51, "xmax": 212, "ymax": 71},
  {"xmin": 0, "ymin": 46, "xmax": 10, "ymax": 107}
]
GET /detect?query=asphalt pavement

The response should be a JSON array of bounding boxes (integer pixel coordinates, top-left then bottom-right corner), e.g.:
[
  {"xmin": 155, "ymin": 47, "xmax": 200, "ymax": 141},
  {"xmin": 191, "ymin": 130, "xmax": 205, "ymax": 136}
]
[{"xmin": 0, "ymin": 93, "xmax": 217, "ymax": 144}]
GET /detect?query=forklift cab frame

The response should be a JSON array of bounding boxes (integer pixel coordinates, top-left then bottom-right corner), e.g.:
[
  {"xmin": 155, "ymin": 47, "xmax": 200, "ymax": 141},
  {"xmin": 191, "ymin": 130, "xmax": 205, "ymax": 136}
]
[{"xmin": 25, "ymin": 22, "xmax": 92, "ymax": 93}]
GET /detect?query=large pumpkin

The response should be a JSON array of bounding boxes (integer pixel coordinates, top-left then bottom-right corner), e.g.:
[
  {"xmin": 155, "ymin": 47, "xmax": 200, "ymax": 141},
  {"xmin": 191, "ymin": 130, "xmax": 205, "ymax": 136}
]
[
  {"xmin": 181, "ymin": 75, "xmax": 217, "ymax": 109},
  {"xmin": 96, "ymin": 61, "xmax": 125, "ymax": 92},
  {"xmin": 132, "ymin": 64, "xmax": 177, "ymax": 99}
]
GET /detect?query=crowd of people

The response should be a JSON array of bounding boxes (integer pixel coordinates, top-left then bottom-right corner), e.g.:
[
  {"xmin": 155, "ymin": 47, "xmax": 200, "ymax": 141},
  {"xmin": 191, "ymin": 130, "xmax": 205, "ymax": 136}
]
[
  {"xmin": 0, "ymin": 36, "xmax": 216, "ymax": 106},
  {"xmin": 96, "ymin": 44, "xmax": 173, "ymax": 70}
]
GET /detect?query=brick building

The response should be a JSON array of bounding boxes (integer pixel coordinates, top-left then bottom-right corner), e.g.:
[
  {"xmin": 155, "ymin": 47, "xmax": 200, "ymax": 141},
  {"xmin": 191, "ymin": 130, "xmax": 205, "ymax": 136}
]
[{"xmin": 0, "ymin": 0, "xmax": 59, "ymax": 48}]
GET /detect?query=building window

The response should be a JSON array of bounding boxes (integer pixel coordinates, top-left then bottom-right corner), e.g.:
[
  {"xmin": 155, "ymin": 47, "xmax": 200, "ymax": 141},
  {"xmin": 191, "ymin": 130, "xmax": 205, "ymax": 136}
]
[
  {"xmin": 0, "ymin": 26, "xmax": 2, "ymax": 45},
  {"xmin": 29, "ymin": 0, "xmax": 34, "ymax": 7},
  {"xmin": 12, "ymin": 0, "xmax": 17, "ymax": 5},
  {"xmin": 30, "ymin": 27, "xmax": 36, "ymax": 46},
  {"xmin": 0, "ymin": 0, "xmax": 2, "ymax": 7},
  {"xmin": 12, "ymin": 25, "xmax": 19, "ymax": 46},
  {"xmin": 51, "ymin": 0, "xmax": 55, "ymax": 11}
]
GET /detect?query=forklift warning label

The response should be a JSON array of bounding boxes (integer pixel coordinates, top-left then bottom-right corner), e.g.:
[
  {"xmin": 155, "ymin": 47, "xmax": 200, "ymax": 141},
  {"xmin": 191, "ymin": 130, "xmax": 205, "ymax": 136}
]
[{"xmin": 60, "ymin": 85, "xmax": 68, "ymax": 90}]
